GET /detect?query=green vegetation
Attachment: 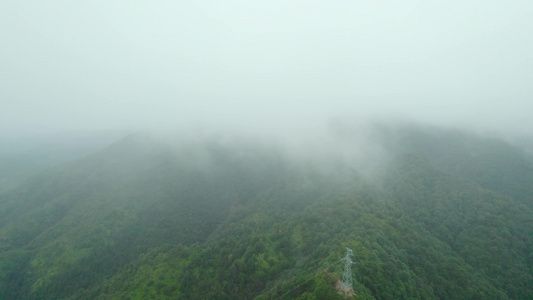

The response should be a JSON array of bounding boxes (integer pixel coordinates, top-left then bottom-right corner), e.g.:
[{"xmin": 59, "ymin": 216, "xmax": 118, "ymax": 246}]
[{"xmin": 0, "ymin": 127, "xmax": 532, "ymax": 299}]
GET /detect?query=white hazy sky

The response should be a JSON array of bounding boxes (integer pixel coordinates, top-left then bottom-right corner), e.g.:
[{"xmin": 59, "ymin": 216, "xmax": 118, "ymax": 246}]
[{"xmin": 1, "ymin": 1, "xmax": 533, "ymax": 136}]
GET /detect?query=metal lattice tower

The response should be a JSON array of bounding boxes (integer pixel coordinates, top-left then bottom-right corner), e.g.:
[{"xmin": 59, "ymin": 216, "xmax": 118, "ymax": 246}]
[{"xmin": 339, "ymin": 248, "xmax": 354, "ymax": 295}]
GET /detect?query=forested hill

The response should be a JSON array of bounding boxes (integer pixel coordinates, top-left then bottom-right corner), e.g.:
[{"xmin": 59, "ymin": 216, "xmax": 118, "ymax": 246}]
[
  {"xmin": 0, "ymin": 131, "xmax": 123, "ymax": 193},
  {"xmin": 0, "ymin": 126, "xmax": 532, "ymax": 299}
]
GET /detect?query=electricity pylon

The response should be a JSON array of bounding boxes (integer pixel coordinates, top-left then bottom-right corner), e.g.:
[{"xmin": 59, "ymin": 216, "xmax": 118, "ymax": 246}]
[{"xmin": 339, "ymin": 247, "xmax": 354, "ymax": 295}]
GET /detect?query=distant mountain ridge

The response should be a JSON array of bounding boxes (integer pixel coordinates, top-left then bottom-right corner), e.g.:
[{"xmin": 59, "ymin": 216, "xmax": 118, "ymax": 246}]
[{"xmin": 0, "ymin": 131, "xmax": 125, "ymax": 193}]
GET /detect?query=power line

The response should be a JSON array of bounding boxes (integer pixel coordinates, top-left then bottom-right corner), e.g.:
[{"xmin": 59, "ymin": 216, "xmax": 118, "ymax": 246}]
[
  {"xmin": 270, "ymin": 258, "xmax": 338, "ymax": 300},
  {"xmin": 272, "ymin": 271, "xmax": 320, "ymax": 300},
  {"xmin": 260, "ymin": 248, "xmax": 355, "ymax": 299}
]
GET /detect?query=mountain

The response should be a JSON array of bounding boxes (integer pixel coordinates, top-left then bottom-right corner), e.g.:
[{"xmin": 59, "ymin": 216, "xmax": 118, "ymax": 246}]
[
  {"xmin": 0, "ymin": 126, "xmax": 532, "ymax": 299},
  {"xmin": 0, "ymin": 131, "xmax": 124, "ymax": 193}
]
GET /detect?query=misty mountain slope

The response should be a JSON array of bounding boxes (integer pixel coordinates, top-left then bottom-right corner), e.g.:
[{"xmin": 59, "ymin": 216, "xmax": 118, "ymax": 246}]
[
  {"xmin": 0, "ymin": 134, "xmax": 318, "ymax": 299},
  {"xmin": 86, "ymin": 153, "xmax": 532, "ymax": 299},
  {"xmin": 384, "ymin": 154, "xmax": 533, "ymax": 298},
  {"xmin": 0, "ymin": 131, "xmax": 123, "ymax": 193},
  {"xmin": 391, "ymin": 126, "xmax": 533, "ymax": 209},
  {"xmin": 0, "ymin": 127, "xmax": 532, "ymax": 299}
]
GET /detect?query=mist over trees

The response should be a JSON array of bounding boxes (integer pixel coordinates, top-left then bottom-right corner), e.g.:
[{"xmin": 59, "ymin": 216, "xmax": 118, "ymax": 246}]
[
  {"xmin": 0, "ymin": 123, "xmax": 532, "ymax": 299},
  {"xmin": 1, "ymin": 1, "xmax": 533, "ymax": 299}
]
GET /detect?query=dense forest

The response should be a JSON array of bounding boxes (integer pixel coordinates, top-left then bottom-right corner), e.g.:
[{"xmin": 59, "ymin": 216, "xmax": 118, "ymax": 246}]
[{"xmin": 0, "ymin": 124, "xmax": 532, "ymax": 299}]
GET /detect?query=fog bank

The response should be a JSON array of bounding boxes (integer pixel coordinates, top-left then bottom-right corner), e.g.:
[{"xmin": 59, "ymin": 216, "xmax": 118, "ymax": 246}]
[{"xmin": 1, "ymin": 1, "xmax": 532, "ymax": 137}]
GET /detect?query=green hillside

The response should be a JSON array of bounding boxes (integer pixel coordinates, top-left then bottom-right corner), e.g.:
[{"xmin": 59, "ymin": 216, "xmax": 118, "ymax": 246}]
[{"xmin": 0, "ymin": 127, "xmax": 532, "ymax": 299}]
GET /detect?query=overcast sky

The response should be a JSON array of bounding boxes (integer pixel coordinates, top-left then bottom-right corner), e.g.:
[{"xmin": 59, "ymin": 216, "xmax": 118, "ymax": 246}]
[{"xmin": 1, "ymin": 1, "xmax": 533, "ymax": 137}]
